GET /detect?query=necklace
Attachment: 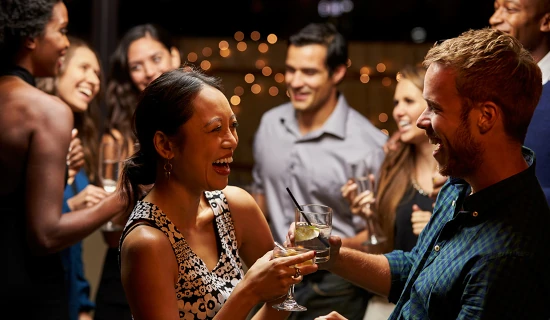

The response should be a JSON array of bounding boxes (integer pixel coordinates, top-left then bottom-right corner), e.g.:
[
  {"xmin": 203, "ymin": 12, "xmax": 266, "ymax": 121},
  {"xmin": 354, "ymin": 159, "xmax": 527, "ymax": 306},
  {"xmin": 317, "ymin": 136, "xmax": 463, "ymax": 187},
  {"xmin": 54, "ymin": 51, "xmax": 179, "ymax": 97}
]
[{"xmin": 411, "ymin": 178, "xmax": 430, "ymax": 197}]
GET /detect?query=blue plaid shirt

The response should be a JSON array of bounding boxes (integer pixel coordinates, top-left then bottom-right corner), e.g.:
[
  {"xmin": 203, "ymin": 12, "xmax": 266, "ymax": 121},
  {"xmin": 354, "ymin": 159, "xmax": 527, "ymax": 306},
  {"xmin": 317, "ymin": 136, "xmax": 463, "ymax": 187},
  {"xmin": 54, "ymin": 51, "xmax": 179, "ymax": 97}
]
[{"xmin": 385, "ymin": 147, "xmax": 550, "ymax": 319}]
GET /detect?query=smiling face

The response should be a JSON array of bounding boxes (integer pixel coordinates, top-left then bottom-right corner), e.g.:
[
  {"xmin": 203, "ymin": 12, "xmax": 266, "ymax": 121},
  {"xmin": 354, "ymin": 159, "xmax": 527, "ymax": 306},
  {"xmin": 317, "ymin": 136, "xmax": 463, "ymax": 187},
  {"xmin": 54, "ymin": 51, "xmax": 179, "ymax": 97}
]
[
  {"xmin": 174, "ymin": 85, "xmax": 238, "ymax": 191},
  {"xmin": 393, "ymin": 78, "xmax": 429, "ymax": 146},
  {"xmin": 285, "ymin": 44, "xmax": 340, "ymax": 114},
  {"xmin": 56, "ymin": 46, "xmax": 100, "ymax": 113},
  {"xmin": 416, "ymin": 63, "xmax": 484, "ymax": 178},
  {"xmin": 32, "ymin": 1, "xmax": 70, "ymax": 77},
  {"xmin": 489, "ymin": 0, "xmax": 546, "ymax": 52},
  {"xmin": 128, "ymin": 35, "xmax": 178, "ymax": 91}
]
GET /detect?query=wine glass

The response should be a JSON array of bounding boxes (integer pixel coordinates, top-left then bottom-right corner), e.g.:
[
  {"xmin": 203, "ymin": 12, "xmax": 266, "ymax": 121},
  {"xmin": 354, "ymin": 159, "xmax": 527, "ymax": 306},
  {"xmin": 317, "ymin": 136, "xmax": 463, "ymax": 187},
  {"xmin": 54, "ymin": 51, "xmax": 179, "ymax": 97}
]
[
  {"xmin": 352, "ymin": 163, "xmax": 387, "ymax": 247},
  {"xmin": 271, "ymin": 244, "xmax": 314, "ymax": 312},
  {"xmin": 98, "ymin": 141, "xmax": 123, "ymax": 231}
]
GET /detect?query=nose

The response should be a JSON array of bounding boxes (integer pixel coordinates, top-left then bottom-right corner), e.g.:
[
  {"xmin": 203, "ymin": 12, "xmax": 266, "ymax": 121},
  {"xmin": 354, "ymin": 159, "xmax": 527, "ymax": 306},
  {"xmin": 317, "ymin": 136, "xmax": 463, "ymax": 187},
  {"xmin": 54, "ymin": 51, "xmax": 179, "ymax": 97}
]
[
  {"xmin": 222, "ymin": 129, "xmax": 238, "ymax": 150},
  {"xmin": 87, "ymin": 70, "xmax": 100, "ymax": 87},
  {"xmin": 489, "ymin": 7, "xmax": 503, "ymax": 27},
  {"xmin": 416, "ymin": 107, "xmax": 431, "ymax": 130},
  {"xmin": 288, "ymin": 72, "xmax": 304, "ymax": 89},
  {"xmin": 143, "ymin": 62, "xmax": 157, "ymax": 80}
]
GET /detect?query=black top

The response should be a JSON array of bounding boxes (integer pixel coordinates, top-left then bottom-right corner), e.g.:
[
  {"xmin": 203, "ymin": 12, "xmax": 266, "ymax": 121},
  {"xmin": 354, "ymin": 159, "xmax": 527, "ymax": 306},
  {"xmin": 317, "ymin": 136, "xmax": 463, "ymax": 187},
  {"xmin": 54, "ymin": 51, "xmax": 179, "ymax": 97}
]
[{"xmin": 394, "ymin": 186, "xmax": 433, "ymax": 252}]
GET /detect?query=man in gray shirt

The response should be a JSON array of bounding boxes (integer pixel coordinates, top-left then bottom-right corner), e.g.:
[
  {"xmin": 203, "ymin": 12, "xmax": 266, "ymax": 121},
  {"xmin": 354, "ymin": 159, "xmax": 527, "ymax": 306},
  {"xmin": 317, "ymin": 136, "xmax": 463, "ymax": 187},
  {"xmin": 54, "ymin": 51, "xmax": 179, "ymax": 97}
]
[{"xmin": 252, "ymin": 22, "xmax": 387, "ymax": 320}]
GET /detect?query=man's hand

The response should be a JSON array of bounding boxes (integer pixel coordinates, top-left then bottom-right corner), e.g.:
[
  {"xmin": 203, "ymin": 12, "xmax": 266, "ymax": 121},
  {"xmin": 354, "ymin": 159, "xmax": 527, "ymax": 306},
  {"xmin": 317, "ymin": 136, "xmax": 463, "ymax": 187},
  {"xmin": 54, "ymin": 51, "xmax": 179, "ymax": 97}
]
[{"xmin": 314, "ymin": 311, "xmax": 348, "ymax": 319}]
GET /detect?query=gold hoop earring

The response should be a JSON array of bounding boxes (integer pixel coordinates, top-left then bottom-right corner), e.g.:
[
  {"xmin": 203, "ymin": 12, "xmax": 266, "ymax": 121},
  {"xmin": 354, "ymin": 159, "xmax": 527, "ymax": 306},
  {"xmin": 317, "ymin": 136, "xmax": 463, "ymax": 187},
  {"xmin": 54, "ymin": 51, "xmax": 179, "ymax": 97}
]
[{"xmin": 164, "ymin": 159, "xmax": 173, "ymax": 180}]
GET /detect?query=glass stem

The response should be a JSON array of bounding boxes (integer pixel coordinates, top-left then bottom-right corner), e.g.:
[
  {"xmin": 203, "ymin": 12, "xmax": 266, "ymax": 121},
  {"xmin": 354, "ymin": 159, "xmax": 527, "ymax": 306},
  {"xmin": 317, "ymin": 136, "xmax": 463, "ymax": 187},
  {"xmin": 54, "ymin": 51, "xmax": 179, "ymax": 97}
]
[{"xmin": 287, "ymin": 285, "xmax": 295, "ymax": 301}]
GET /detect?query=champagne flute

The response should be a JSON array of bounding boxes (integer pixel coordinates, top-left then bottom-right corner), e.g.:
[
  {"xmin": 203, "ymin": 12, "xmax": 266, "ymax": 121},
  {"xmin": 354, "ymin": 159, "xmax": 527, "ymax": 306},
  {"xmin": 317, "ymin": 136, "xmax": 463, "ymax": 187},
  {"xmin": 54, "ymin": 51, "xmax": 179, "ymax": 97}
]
[
  {"xmin": 98, "ymin": 141, "xmax": 122, "ymax": 231},
  {"xmin": 351, "ymin": 162, "xmax": 387, "ymax": 246},
  {"xmin": 271, "ymin": 244, "xmax": 313, "ymax": 312}
]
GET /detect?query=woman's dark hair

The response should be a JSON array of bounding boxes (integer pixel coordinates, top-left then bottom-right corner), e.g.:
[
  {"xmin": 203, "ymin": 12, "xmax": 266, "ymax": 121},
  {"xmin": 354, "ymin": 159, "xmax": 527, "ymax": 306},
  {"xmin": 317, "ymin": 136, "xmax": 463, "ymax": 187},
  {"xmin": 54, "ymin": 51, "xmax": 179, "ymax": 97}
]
[
  {"xmin": 105, "ymin": 23, "xmax": 176, "ymax": 154},
  {"xmin": 0, "ymin": 0, "xmax": 61, "ymax": 63},
  {"xmin": 36, "ymin": 35, "xmax": 103, "ymax": 183},
  {"xmin": 120, "ymin": 65, "xmax": 222, "ymax": 208}
]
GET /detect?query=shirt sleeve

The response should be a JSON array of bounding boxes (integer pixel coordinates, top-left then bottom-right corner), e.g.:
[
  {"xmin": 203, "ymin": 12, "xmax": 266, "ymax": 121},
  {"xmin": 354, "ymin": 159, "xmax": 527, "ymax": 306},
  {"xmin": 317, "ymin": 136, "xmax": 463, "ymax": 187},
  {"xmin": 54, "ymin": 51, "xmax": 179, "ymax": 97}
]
[
  {"xmin": 384, "ymin": 249, "xmax": 417, "ymax": 303},
  {"xmin": 457, "ymin": 254, "xmax": 547, "ymax": 319}
]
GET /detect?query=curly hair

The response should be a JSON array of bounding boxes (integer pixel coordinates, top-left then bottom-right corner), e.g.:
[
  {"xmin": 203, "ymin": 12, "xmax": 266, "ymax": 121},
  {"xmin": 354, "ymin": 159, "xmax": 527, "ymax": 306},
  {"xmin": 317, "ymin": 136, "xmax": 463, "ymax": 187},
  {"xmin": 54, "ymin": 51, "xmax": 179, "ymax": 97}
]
[
  {"xmin": 0, "ymin": 0, "xmax": 61, "ymax": 62},
  {"xmin": 424, "ymin": 27, "xmax": 542, "ymax": 143}
]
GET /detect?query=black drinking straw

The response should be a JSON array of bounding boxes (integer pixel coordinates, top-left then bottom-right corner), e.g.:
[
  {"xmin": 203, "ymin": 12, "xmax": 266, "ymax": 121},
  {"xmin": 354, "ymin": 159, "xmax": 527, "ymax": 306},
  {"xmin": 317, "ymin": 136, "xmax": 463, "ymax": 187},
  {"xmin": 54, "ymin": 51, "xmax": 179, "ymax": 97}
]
[{"xmin": 286, "ymin": 187, "xmax": 329, "ymax": 247}]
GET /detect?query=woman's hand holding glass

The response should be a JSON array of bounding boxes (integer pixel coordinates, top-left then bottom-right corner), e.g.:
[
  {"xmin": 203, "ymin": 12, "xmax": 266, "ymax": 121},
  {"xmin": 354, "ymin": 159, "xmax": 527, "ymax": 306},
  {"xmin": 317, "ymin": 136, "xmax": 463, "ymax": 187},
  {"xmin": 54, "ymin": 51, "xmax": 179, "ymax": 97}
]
[{"xmin": 237, "ymin": 249, "xmax": 317, "ymax": 304}]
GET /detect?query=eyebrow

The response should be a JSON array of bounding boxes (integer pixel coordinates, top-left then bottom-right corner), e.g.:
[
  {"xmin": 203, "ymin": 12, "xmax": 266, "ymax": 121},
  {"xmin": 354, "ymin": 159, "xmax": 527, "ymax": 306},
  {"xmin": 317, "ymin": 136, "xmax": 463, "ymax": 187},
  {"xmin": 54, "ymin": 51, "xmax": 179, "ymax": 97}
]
[{"xmin": 203, "ymin": 114, "xmax": 236, "ymax": 128}]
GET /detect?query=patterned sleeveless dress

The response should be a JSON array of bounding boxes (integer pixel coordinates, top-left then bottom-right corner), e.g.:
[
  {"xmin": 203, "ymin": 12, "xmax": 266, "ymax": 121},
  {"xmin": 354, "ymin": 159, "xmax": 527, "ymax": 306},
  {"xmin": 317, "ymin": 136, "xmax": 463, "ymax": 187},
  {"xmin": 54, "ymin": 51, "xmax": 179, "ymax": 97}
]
[{"xmin": 120, "ymin": 190, "xmax": 245, "ymax": 319}]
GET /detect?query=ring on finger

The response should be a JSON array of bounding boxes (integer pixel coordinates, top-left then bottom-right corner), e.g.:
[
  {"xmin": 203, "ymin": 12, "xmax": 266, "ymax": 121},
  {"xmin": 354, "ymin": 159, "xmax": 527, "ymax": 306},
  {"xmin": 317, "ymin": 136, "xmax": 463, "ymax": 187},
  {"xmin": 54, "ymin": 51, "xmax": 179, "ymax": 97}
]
[{"xmin": 293, "ymin": 267, "xmax": 301, "ymax": 278}]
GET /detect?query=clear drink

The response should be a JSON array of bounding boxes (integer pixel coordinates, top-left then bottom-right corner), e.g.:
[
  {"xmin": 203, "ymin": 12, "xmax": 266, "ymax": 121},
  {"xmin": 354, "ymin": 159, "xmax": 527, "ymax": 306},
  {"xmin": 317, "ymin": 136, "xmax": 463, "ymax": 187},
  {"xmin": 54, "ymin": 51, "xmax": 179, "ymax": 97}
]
[
  {"xmin": 295, "ymin": 222, "xmax": 331, "ymax": 263},
  {"xmin": 102, "ymin": 178, "xmax": 117, "ymax": 193}
]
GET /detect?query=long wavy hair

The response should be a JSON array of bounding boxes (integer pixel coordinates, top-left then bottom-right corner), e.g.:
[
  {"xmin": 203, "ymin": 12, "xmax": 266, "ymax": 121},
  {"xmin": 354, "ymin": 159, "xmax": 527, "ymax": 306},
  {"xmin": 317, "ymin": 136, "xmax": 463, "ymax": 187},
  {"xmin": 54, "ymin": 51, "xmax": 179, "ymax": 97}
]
[
  {"xmin": 375, "ymin": 65, "xmax": 426, "ymax": 253},
  {"xmin": 36, "ymin": 36, "xmax": 103, "ymax": 184},
  {"xmin": 105, "ymin": 23, "xmax": 176, "ymax": 155}
]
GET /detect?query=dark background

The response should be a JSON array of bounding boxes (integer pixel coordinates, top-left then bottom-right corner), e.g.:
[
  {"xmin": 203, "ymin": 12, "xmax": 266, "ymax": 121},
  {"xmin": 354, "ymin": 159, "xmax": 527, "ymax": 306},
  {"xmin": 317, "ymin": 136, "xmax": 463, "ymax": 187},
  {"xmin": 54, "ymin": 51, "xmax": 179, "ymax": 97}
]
[{"xmin": 66, "ymin": 0, "xmax": 494, "ymax": 45}]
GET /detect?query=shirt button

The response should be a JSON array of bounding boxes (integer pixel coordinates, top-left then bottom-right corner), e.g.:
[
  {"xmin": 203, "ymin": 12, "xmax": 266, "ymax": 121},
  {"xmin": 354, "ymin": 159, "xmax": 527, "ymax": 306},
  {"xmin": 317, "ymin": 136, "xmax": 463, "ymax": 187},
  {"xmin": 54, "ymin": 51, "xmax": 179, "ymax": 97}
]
[
  {"xmin": 451, "ymin": 200, "xmax": 456, "ymax": 207},
  {"xmin": 472, "ymin": 211, "xmax": 478, "ymax": 217},
  {"xmin": 434, "ymin": 245, "xmax": 440, "ymax": 252}
]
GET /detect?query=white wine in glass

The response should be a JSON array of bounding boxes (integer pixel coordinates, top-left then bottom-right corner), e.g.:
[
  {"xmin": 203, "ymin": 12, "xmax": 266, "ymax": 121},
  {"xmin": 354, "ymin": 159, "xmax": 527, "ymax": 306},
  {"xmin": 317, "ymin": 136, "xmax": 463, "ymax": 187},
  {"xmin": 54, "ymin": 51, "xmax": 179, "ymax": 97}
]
[{"xmin": 272, "ymin": 245, "xmax": 313, "ymax": 312}]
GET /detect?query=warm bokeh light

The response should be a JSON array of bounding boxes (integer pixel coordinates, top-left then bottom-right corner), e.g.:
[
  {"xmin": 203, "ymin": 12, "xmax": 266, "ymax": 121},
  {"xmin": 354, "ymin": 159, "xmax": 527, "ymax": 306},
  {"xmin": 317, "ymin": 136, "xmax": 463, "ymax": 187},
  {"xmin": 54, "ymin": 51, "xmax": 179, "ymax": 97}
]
[
  {"xmin": 376, "ymin": 63, "xmax": 386, "ymax": 73},
  {"xmin": 237, "ymin": 42, "xmax": 247, "ymax": 52},
  {"xmin": 200, "ymin": 60, "xmax": 211, "ymax": 70},
  {"xmin": 274, "ymin": 73, "xmax": 285, "ymax": 83},
  {"xmin": 230, "ymin": 95, "xmax": 241, "ymax": 105},
  {"xmin": 234, "ymin": 86, "xmax": 244, "ymax": 96},
  {"xmin": 234, "ymin": 31, "xmax": 244, "ymax": 41},
  {"xmin": 255, "ymin": 59, "xmax": 266, "ymax": 69},
  {"xmin": 258, "ymin": 43, "xmax": 269, "ymax": 53},
  {"xmin": 360, "ymin": 74, "xmax": 370, "ymax": 83},
  {"xmin": 232, "ymin": 104, "xmax": 241, "ymax": 115},
  {"xmin": 262, "ymin": 66, "xmax": 272, "ymax": 76},
  {"xmin": 382, "ymin": 77, "xmax": 392, "ymax": 86},
  {"xmin": 220, "ymin": 49, "xmax": 230, "ymax": 58},
  {"xmin": 251, "ymin": 31, "xmax": 261, "ymax": 41},
  {"xmin": 378, "ymin": 113, "xmax": 389, "ymax": 123},
  {"xmin": 381, "ymin": 129, "xmax": 389, "ymax": 136},
  {"xmin": 244, "ymin": 73, "xmax": 255, "ymax": 83},
  {"xmin": 218, "ymin": 40, "xmax": 229, "ymax": 50},
  {"xmin": 251, "ymin": 84, "xmax": 261, "ymax": 94},
  {"xmin": 360, "ymin": 66, "xmax": 370, "ymax": 75},
  {"xmin": 268, "ymin": 86, "xmax": 279, "ymax": 96},
  {"xmin": 267, "ymin": 34, "xmax": 278, "ymax": 44},
  {"xmin": 202, "ymin": 47, "xmax": 212, "ymax": 57},
  {"xmin": 187, "ymin": 52, "xmax": 198, "ymax": 62}
]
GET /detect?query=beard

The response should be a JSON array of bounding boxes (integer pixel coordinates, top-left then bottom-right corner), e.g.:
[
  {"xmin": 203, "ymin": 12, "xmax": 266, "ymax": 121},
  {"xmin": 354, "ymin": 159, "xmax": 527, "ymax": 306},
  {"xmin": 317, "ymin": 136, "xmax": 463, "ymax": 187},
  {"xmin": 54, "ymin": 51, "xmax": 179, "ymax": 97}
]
[{"xmin": 438, "ymin": 119, "xmax": 484, "ymax": 178}]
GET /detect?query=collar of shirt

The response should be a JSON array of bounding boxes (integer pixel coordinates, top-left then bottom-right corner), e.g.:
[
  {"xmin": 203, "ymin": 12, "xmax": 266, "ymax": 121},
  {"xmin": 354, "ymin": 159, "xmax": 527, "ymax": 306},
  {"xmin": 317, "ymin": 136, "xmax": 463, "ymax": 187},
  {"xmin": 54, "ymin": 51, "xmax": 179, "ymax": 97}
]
[
  {"xmin": 279, "ymin": 93, "xmax": 349, "ymax": 141},
  {"xmin": 449, "ymin": 146, "xmax": 536, "ymax": 219},
  {"xmin": 538, "ymin": 50, "xmax": 550, "ymax": 85}
]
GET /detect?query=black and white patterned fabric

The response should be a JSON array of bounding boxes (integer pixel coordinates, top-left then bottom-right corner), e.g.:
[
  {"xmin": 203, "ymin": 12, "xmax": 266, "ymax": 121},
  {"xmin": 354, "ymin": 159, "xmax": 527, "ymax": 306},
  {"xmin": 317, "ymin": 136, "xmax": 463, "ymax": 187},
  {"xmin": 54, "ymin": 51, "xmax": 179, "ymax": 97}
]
[{"xmin": 121, "ymin": 190, "xmax": 244, "ymax": 319}]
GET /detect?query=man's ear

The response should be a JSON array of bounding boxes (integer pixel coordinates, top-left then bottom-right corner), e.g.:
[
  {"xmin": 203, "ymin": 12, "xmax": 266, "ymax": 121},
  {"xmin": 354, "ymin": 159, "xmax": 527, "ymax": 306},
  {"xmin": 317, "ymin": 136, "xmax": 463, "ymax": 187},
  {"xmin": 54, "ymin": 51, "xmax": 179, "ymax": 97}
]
[
  {"xmin": 331, "ymin": 64, "xmax": 347, "ymax": 84},
  {"xmin": 540, "ymin": 13, "xmax": 550, "ymax": 32},
  {"xmin": 170, "ymin": 47, "xmax": 182, "ymax": 69},
  {"xmin": 477, "ymin": 102, "xmax": 499, "ymax": 134},
  {"xmin": 153, "ymin": 131, "xmax": 174, "ymax": 159}
]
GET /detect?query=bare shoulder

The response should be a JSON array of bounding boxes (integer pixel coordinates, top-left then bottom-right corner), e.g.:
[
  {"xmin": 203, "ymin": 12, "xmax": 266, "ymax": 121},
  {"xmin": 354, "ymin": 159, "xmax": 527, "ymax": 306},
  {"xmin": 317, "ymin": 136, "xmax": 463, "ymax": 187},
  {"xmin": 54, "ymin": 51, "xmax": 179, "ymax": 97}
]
[
  {"xmin": 121, "ymin": 225, "xmax": 173, "ymax": 260},
  {"xmin": 222, "ymin": 185, "xmax": 257, "ymax": 210}
]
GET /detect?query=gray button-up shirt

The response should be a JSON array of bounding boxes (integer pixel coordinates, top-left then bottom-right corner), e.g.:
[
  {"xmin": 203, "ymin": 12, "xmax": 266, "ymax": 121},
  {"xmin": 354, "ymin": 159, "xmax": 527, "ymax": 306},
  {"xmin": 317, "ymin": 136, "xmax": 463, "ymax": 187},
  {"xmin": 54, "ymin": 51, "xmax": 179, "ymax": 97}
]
[{"xmin": 252, "ymin": 94, "xmax": 387, "ymax": 243}]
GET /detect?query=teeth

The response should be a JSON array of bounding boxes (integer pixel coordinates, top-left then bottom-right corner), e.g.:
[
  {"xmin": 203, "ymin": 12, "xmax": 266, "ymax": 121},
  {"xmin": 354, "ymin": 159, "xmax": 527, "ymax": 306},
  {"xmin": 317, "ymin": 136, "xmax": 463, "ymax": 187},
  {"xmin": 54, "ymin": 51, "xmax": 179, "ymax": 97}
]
[
  {"xmin": 78, "ymin": 87, "xmax": 92, "ymax": 97},
  {"xmin": 399, "ymin": 120, "xmax": 410, "ymax": 127},
  {"xmin": 213, "ymin": 157, "xmax": 233, "ymax": 164}
]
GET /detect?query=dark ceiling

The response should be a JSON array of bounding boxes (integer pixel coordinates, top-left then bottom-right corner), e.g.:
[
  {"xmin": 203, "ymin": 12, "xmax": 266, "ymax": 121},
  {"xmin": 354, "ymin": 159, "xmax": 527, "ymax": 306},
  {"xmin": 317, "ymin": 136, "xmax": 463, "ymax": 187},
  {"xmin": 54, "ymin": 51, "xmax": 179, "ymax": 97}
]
[{"xmin": 66, "ymin": 0, "xmax": 495, "ymax": 44}]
